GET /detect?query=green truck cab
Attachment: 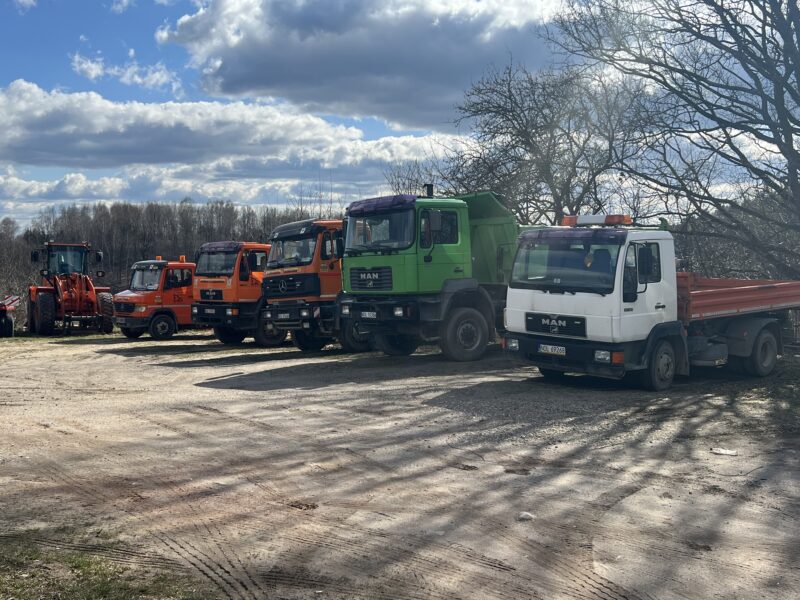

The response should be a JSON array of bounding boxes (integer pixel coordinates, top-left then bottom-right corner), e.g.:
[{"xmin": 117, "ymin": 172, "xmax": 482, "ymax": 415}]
[{"xmin": 337, "ymin": 191, "xmax": 520, "ymax": 360}]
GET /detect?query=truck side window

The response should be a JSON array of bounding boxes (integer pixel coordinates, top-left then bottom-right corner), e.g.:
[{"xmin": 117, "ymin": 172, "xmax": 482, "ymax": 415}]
[
  {"xmin": 420, "ymin": 211, "xmax": 458, "ymax": 248},
  {"xmin": 251, "ymin": 251, "xmax": 267, "ymax": 272},
  {"xmin": 165, "ymin": 268, "xmax": 192, "ymax": 289},
  {"xmin": 638, "ymin": 243, "xmax": 662, "ymax": 284}
]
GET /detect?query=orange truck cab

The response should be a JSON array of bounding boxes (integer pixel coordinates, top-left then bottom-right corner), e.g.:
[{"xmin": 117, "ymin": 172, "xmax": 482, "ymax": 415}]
[
  {"xmin": 262, "ymin": 219, "xmax": 371, "ymax": 353},
  {"xmin": 113, "ymin": 257, "xmax": 196, "ymax": 340},
  {"xmin": 192, "ymin": 240, "xmax": 287, "ymax": 346}
]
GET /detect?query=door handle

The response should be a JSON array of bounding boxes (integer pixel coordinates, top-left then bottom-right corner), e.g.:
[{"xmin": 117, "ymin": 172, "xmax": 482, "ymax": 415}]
[{"xmin": 655, "ymin": 303, "xmax": 666, "ymax": 310}]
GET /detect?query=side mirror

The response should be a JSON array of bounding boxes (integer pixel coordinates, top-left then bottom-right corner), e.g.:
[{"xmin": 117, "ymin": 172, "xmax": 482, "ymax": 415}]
[
  {"xmin": 95, "ymin": 251, "xmax": 104, "ymax": 264},
  {"xmin": 40, "ymin": 268, "xmax": 50, "ymax": 277},
  {"xmin": 622, "ymin": 244, "xmax": 638, "ymax": 303},
  {"xmin": 239, "ymin": 266, "xmax": 250, "ymax": 282},
  {"xmin": 428, "ymin": 209, "xmax": 443, "ymax": 233},
  {"xmin": 335, "ymin": 237, "xmax": 344, "ymax": 258},
  {"xmin": 31, "ymin": 250, "xmax": 39, "ymax": 263},
  {"xmin": 95, "ymin": 270, "xmax": 106, "ymax": 279}
]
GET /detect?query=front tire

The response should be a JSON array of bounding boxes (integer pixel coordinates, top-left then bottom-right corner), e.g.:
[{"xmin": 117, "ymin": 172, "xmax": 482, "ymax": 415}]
[
  {"xmin": 641, "ymin": 339, "xmax": 676, "ymax": 391},
  {"xmin": 338, "ymin": 320, "xmax": 372, "ymax": 353},
  {"xmin": 149, "ymin": 314, "xmax": 176, "ymax": 340},
  {"xmin": 440, "ymin": 307, "xmax": 489, "ymax": 362},
  {"xmin": 746, "ymin": 329, "xmax": 778, "ymax": 377},
  {"xmin": 0, "ymin": 315, "xmax": 13, "ymax": 337},
  {"xmin": 120, "ymin": 327, "xmax": 145, "ymax": 339},
  {"xmin": 36, "ymin": 293, "xmax": 56, "ymax": 335},
  {"xmin": 97, "ymin": 292, "xmax": 114, "ymax": 334},
  {"xmin": 213, "ymin": 326, "xmax": 246, "ymax": 344},
  {"xmin": 373, "ymin": 332, "xmax": 419, "ymax": 357},
  {"xmin": 253, "ymin": 314, "xmax": 288, "ymax": 347},
  {"xmin": 292, "ymin": 330, "xmax": 330, "ymax": 352}
]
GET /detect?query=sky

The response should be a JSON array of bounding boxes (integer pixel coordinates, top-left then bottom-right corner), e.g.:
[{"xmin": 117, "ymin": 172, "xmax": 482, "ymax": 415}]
[{"xmin": 0, "ymin": 0, "xmax": 557, "ymax": 225}]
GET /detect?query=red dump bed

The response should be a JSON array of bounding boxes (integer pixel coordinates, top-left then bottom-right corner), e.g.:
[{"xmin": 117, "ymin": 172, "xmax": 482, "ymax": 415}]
[
  {"xmin": 0, "ymin": 295, "xmax": 20, "ymax": 312},
  {"xmin": 677, "ymin": 273, "xmax": 800, "ymax": 323}
]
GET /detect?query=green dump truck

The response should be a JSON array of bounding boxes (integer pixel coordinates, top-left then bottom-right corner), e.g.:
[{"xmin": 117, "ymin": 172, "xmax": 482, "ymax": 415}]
[{"xmin": 337, "ymin": 190, "xmax": 521, "ymax": 361}]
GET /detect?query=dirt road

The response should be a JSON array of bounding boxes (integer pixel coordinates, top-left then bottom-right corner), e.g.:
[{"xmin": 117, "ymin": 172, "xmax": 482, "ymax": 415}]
[{"xmin": 1, "ymin": 334, "xmax": 798, "ymax": 599}]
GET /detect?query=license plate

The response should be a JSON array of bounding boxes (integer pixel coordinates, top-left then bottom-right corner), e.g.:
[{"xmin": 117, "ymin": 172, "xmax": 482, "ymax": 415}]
[
  {"xmin": 72, "ymin": 321, "xmax": 81, "ymax": 328},
  {"xmin": 115, "ymin": 318, "xmax": 127, "ymax": 326},
  {"xmin": 278, "ymin": 313, "xmax": 291, "ymax": 320},
  {"xmin": 204, "ymin": 308, "xmax": 215, "ymax": 315},
  {"xmin": 361, "ymin": 311, "xmax": 377, "ymax": 319},
  {"xmin": 538, "ymin": 344, "xmax": 566, "ymax": 356}
]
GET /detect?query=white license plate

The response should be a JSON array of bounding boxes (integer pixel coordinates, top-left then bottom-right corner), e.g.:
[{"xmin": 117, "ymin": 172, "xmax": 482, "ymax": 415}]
[
  {"xmin": 72, "ymin": 321, "xmax": 81, "ymax": 328},
  {"xmin": 278, "ymin": 313, "xmax": 291, "ymax": 319},
  {"xmin": 204, "ymin": 308, "xmax": 215, "ymax": 315},
  {"xmin": 539, "ymin": 344, "xmax": 566, "ymax": 356},
  {"xmin": 361, "ymin": 311, "xmax": 377, "ymax": 319},
  {"xmin": 115, "ymin": 318, "xmax": 127, "ymax": 325}
]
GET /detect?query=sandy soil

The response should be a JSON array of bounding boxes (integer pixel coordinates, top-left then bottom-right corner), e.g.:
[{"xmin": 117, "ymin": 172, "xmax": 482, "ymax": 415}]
[{"xmin": 1, "ymin": 333, "xmax": 798, "ymax": 599}]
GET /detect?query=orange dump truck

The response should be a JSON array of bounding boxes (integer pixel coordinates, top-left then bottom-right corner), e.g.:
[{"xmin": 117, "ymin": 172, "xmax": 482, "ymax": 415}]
[
  {"xmin": 113, "ymin": 256, "xmax": 196, "ymax": 340},
  {"xmin": 192, "ymin": 240, "xmax": 287, "ymax": 346},
  {"xmin": 262, "ymin": 219, "xmax": 371, "ymax": 352}
]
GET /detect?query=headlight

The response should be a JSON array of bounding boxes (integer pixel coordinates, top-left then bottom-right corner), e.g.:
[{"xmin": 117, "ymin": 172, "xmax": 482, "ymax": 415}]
[
  {"xmin": 594, "ymin": 350, "xmax": 611, "ymax": 363},
  {"xmin": 134, "ymin": 305, "xmax": 147, "ymax": 313},
  {"xmin": 393, "ymin": 306, "xmax": 404, "ymax": 317},
  {"xmin": 191, "ymin": 305, "xmax": 197, "ymax": 313},
  {"xmin": 507, "ymin": 338, "xmax": 519, "ymax": 351},
  {"xmin": 341, "ymin": 304, "xmax": 350, "ymax": 316},
  {"xmin": 265, "ymin": 311, "xmax": 272, "ymax": 319},
  {"xmin": 300, "ymin": 308, "xmax": 311, "ymax": 318},
  {"xmin": 225, "ymin": 308, "xmax": 239, "ymax": 316}
]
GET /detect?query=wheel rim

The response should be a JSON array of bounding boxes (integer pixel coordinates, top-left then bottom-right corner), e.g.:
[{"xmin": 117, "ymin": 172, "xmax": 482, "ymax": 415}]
[
  {"xmin": 656, "ymin": 348, "xmax": 674, "ymax": 382},
  {"xmin": 456, "ymin": 319, "xmax": 480, "ymax": 351},
  {"xmin": 155, "ymin": 319, "xmax": 170, "ymax": 336},
  {"xmin": 759, "ymin": 339, "xmax": 775, "ymax": 368}
]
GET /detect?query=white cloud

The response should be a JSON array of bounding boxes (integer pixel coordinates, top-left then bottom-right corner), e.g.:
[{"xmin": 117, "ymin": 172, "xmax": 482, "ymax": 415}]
[
  {"xmin": 111, "ymin": 0, "xmax": 135, "ymax": 14},
  {"xmin": 158, "ymin": 0, "xmax": 558, "ymax": 128},
  {"xmin": 13, "ymin": 0, "xmax": 36, "ymax": 11},
  {"xmin": 70, "ymin": 52, "xmax": 183, "ymax": 96}
]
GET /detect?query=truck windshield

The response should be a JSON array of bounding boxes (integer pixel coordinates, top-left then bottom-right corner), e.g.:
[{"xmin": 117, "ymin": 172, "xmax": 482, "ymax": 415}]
[
  {"xmin": 511, "ymin": 233, "xmax": 625, "ymax": 295},
  {"xmin": 48, "ymin": 246, "xmax": 87, "ymax": 275},
  {"xmin": 130, "ymin": 266, "xmax": 163, "ymax": 291},
  {"xmin": 345, "ymin": 209, "xmax": 415, "ymax": 254},
  {"xmin": 267, "ymin": 235, "xmax": 317, "ymax": 267},
  {"xmin": 196, "ymin": 251, "xmax": 239, "ymax": 276}
]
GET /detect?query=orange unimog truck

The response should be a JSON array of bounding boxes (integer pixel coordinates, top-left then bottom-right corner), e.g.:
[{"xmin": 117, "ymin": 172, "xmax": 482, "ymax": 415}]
[
  {"xmin": 192, "ymin": 240, "xmax": 287, "ymax": 346},
  {"xmin": 113, "ymin": 256, "xmax": 196, "ymax": 340},
  {"xmin": 262, "ymin": 219, "xmax": 371, "ymax": 352}
]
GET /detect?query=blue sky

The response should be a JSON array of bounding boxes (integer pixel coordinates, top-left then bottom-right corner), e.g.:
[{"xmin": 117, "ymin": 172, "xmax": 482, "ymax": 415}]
[{"xmin": 0, "ymin": 0, "xmax": 556, "ymax": 224}]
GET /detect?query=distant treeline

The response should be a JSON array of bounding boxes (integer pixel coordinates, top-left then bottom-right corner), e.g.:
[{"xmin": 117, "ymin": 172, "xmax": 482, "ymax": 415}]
[{"xmin": 0, "ymin": 199, "xmax": 338, "ymax": 316}]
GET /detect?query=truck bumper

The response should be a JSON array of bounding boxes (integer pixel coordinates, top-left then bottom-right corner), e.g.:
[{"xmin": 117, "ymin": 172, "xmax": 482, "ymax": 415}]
[
  {"xmin": 192, "ymin": 302, "xmax": 256, "ymax": 330},
  {"xmin": 113, "ymin": 315, "xmax": 150, "ymax": 329},
  {"xmin": 264, "ymin": 301, "xmax": 335, "ymax": 335},
  {"xmin": 504, "ymin": 332, "xmax": 629, "ymax": 379},
  {"xmin": 338, "ymin": 297, "xmax": 421, "ymax": 335}
]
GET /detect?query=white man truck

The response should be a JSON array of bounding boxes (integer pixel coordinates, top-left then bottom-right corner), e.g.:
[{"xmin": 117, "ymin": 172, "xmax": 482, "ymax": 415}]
[{"xmin": 504, "ymin": 215, "xmax": 800, "ymax": 390}]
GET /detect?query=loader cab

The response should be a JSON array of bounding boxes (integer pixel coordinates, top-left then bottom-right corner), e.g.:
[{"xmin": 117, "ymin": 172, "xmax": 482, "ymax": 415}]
[{"xmin": 32, "ymin": 243, "xmax": 104, "ymax": 279}]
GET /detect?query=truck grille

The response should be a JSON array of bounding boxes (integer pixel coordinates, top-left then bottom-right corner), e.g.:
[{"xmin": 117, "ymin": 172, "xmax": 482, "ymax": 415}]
[
  {"xmin": 525, "ymin": 313, "xmax": 587, "ymax": 338},
  {"xmin": 200, "ymin": 289, "xmax": 223, "ymax": 301},
  {"xmin": 114, "ymin": 302, "xmax": 135, "ymax": 313},
  {"xmin": 350, "ymin": 267, "xmax": 392, "ymax": 291},
  {"xmin": 263, "ymin": 274, "xmax": 321, "ymax": 298}
]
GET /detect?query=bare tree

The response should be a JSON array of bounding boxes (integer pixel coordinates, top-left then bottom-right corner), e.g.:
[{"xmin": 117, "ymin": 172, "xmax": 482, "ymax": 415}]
[{"xmin": 555, "ymin": 0, "xmax": 800, "ymax": 277}]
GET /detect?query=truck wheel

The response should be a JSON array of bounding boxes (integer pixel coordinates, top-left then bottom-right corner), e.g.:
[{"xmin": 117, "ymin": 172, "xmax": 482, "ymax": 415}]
[
  {"xmin": 253, "ymin": 316, "xmax": 288, "ymax": 347},
  {"xmin": 746, "ymin": 329, "xmax": 778, "ymax": 377},
  {"xmin": 440, "ymin": 307, "xmax": 489, "ymax": 362},
  {"xmin": 149, "ymin": 314, "xmax": 176, "ymax": 340},
  {"xmin": 0, "ymin": 315, "xmax": 13, "ymax": 337},
  {"xmin": 374, "ymin": 332, "xmax": 419, "ymax": 357},
  {"xmin": 36, "ymin": 293, "xmax": 56, "ymax": 335},
  {"xmin": 27, "ymin": 298, "xmax": 36, "ymax": 333},
  {"xmin": 338, "ymin": 321, "xmax": 372, "ymax": 353},
  {"xmin": 292, "ymin": 330, "xmax": 330, "ymax": 352},
  {"xmin": 213, "ymin": 326, "xmax": 246, "ymax": 345},
  {"xmin": 120, "ymin": 327, "xmax": 144, "ymax": 339},
  {"xmin": 97, "ymin": 292, "xmax": 114, "ymax": 334},
  {"xmin": 641, "ymin": 339, "xmax": 675, "ymax": 391}
]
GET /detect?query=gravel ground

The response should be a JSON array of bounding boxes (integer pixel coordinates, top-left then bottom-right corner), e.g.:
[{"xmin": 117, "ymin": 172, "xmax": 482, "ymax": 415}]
[{"xmin": 1, "ymin": 332, "xmax": 798, "ymax": 599}]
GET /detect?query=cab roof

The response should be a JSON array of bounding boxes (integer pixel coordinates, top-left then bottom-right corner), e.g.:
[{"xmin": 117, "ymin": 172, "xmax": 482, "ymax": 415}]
[
  {"xmin": 198, "ymin": 240, "xmax": 269, "ymax": 252},
  {"xmin": 270, "ymin": 219, "xmax": 341, "ymax": 240}
]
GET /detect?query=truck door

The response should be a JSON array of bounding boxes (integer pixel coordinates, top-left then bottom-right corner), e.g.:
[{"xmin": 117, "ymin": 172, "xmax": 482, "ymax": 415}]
[
  {"xmin": 164, "ymin": 267, "xmax": 193, "ymax": 323},
  {"xmin": 417, "ymin": 208, "xmax": 466, "ymax": 293},
  {"xmin": 319, "ymin": 231, "xmax": 341, "ymax": 300},
  {"xmin": 238, "ymin": 250, "xmax": 265, "ymax": 301},
  {"xmin": 621, "ymin": 240, "xmax": 671, "ymax": 339}
]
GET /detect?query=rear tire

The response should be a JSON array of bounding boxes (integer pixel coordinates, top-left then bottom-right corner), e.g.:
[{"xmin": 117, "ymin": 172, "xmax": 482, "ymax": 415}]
[
  {"xmin": 440, "ymin": 307, "xmax": 489, "ymax": 362},
  {"xmin": 213, "ymin": 326, "xmax": 247, "ymax": 345},
  {"xmin": 120, "ymin": 327, "xmax": 144, "ymax": 339},
  {"xmin": 0, "ymin": 315, "xmax": 13, "ymax": 337},
  {"xmin": 292, "ymin": 330, "xmax": 330, "ymax": 352},
  {"xmin": 36, "ymin": 293, "xmax": 56, "ymax": 335},
  {"xmin": 641, "ymin": 339, "xmax": 675, "ymax": 391},
  {"xmin": 149, "ymin": 314, "xmax": 176, "ymax": 340},
  {"xmin": 746, "ymin": 329, "xmax": 778, "ymax": 377},
  {"xmin": 374, "ymin": 332, "xmax": 419, "ymax": 357},
  {"xmin": 27, "ymin": 297, "xmax": 36, "ymax": 333},
  {"xmin": 97, "ymin": 292, "xmax": 114, "ymax": 334},
  {"xmin": 338, "ymin": 320, "xmax": 372, "ymax": 353},
  {"xmin": 253, "ymin": 314, "xmax": 288, "ymax": 347}
]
